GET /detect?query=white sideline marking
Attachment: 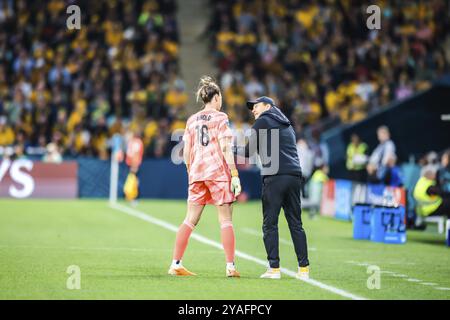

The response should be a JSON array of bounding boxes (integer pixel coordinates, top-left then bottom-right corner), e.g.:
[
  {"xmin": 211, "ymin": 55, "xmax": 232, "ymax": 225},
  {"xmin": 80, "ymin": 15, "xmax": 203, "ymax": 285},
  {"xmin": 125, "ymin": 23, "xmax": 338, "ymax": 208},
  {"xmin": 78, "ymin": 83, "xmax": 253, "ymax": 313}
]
[
  {"xmin": 240, "ymin": 227, "xmax": 317, "ymax": 251},
  {"xmin": 406, "ymin": 278, "xmax": 421, "ymax": 282},
  {"xmin": 391, "ymin": 274, "xmax": 408, "ymax": 278},
  {"xmin": 109, "ymin": 203, "xmax": 367, "ymax": 300},
  {"xmin": 420, "ymin": 283, "xmax": 438, "ymax": 286},
  {"xmin": 435, "ymin": 287, "xmax": 450, "ymax": 291},
  {"xmin": 346, "ymin": 261, "xmax": 416, "ymax": 266}
]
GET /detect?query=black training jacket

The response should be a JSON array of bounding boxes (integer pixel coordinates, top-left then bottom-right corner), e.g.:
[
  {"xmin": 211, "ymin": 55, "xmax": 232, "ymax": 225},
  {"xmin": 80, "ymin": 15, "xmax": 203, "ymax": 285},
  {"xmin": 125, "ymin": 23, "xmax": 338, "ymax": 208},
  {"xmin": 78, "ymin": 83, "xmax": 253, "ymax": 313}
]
[{"xmin": 235, "ymin": 106, "xmax": 302, "ymax": 177}]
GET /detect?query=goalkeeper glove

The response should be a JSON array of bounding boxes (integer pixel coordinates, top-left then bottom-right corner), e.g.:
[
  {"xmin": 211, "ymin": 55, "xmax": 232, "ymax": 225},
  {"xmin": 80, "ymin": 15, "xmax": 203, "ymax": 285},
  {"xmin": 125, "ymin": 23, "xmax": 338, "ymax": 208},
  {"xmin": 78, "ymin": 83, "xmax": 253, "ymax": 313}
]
[{"xmin": 230, "ymin": 169, "xmax": 242, "ymax": 196}]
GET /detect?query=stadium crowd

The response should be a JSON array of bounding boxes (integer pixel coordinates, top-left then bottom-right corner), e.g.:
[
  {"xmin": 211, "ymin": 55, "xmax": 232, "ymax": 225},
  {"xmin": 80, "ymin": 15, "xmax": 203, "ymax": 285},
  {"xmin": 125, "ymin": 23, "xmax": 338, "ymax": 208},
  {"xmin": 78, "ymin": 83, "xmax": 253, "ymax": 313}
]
[
  {"xmin": 0, "ymin": 0, "xmax": 449, "ymax": 166},
  {"xmin": 0, "ymin": 0, "xmax": 185, "ymax": 160}
]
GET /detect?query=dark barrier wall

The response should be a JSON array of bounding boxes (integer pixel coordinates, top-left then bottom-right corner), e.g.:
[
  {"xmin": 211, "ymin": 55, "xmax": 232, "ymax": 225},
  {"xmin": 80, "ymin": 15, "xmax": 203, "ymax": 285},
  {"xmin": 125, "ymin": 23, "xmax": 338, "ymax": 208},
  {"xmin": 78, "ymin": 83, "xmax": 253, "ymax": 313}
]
[
  {"xmin": 237, "ymin": 167, "xmax": 262, "ymax": 199},
  {"xmin": 138, "ymin": 159, "xmax": 188, "ymax": 199},
  {"xmin": 78, "ymin": 158, "xmax": 128, "ymax": 198},
  {"xmin": 78, "ymin": 158, "xmax": 262, "ymax": 199},
  {"xmin": 322, "ymin": 82, "xmax": 450, "ymax": 179}
]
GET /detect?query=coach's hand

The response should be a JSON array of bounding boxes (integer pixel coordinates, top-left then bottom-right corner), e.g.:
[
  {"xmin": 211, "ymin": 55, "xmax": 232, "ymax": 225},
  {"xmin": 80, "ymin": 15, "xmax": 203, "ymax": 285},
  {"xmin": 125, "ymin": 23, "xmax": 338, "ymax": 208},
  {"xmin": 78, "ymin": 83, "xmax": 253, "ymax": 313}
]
[{"xmin": 231, "ymin": 176, "xmax": 242, "ymax": 197}]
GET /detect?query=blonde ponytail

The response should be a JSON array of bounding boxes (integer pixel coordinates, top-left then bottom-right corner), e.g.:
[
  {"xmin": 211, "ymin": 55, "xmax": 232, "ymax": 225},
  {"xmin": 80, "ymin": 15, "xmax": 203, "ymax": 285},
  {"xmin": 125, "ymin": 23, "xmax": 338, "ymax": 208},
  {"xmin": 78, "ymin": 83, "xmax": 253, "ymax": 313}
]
[{"xmin": 196, "ymin": 75, "xmax": 221, "ymax": 104}]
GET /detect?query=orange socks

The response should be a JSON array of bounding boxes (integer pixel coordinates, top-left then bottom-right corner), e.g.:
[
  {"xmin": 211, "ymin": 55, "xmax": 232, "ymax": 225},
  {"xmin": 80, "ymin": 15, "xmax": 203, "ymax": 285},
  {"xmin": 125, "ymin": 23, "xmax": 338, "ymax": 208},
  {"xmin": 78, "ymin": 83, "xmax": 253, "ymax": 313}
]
[
  {"xmin": 220, "ymin": 221, "xmax": 235, "ymax": 263},
  {"xmin": 173, "ymin": 220, "xmax": 235, "ymax": 265},
  {"xmin": 172, "ymin": 220, "xmax": 195, "ymax": 261}
]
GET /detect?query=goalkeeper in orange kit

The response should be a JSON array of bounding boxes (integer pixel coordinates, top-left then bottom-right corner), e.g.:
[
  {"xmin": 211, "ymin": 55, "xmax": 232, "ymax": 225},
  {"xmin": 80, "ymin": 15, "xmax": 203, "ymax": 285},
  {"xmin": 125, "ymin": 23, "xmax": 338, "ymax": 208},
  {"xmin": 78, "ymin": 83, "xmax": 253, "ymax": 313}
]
[
  {"xmin": 168, "ymin": 76, "xmax": 242, "ymax": 277},
  {"xmin": 123, "ymin": 130, "xmax": 144, "ymax": 202}
]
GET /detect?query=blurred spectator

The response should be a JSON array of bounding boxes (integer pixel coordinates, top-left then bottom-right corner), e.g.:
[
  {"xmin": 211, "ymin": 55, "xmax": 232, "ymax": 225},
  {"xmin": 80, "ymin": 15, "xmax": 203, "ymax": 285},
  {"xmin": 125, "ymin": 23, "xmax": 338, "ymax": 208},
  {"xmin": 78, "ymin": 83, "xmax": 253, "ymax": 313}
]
[
  {"xmin": 208, "ymin": 0, "xmax": 449, "ymax": 142},
  {"xmin": 296, "ymin": 138, "xmax": 314, "ymax": 180},
  {"xmin": 383, "ymin": 155, "xmax": 403, "ymax": 187},
  {"xmin": 0, "ymin": 115, "xmax": 14, "ymax": 146},
  {"xmin": 414, "ymin": 165, "xmax": 450, "ymax": 219},
  {"xmin": 346, "ymin": 133, "xmax": 368, "ymax": 182},
  {"xmin": 367, "ymin": 126, "xmax": 396, "ymax": 183},
  {"xmin": 420, "ymin": 151, "xmax": 440, "ymax": 175},
  {"xmin": 125, "ymin": 129, "xmax": 144, "ymax": 174},
  {"xmin": 123, "ymin": 128, "xmax": 144, "ymax": 203},
  {"xmin": 309, "ymin": 131, "xmax": 329, "ymax": 170},
  {"xmin": 310, "ymin": 163, "xmax": 329, "ymax": 184},
  {"xmin": 437, "ymin": 149, "xmax": 450, "ymax": 193},
  {"xmin": 306, "ymin": 162, "xmax": 329, "ymax": 218},
  {"xmin": 42, "ymin": 143, "xmax": 62, "ymax": 164},
  {"xmin": 145, "ymin": 118, "xmax": 171, "ymax": 158},
  {"xmin": 13, "ymin": 144, "xmax": 27, "ymax": 160}
]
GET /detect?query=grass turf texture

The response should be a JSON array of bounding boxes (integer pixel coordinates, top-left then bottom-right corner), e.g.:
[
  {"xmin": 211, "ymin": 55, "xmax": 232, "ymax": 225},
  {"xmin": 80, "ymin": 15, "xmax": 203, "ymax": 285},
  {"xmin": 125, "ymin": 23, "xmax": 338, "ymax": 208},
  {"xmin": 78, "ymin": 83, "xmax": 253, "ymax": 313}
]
[{"xmin": 0, "ymin": 199, "xmax": 449, "ymax": 300}]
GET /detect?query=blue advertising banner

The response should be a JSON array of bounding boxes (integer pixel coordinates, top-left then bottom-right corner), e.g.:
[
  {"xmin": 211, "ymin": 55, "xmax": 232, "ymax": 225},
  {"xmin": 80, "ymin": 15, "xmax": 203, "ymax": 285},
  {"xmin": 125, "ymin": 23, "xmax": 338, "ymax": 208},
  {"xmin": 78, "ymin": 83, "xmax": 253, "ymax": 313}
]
[
  {"xmin": 366, "ymin": 184, "xmax": 406, "ymax": 207},
  {"xmin": 334, "ymin": 179, "xmax": 353, "ymax": 220}
]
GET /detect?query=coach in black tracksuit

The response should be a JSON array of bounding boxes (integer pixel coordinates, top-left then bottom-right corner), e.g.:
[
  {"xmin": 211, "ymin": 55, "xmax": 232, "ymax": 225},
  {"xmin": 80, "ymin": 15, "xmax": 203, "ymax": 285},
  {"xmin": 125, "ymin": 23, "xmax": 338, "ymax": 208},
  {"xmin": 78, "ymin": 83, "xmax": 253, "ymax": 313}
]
[{"xmin": 235, "ymin": 96, "xmax": 309, "ymax": 269}]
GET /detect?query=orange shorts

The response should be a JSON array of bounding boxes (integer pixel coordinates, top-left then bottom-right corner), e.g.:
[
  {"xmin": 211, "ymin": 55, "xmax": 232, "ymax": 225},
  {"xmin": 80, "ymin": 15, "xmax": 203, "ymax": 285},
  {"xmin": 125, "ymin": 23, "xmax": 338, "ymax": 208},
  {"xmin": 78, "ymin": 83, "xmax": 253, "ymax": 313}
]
[{"xmin": 188, "ymin": 180, "xmax": 236, "ymax": 205}]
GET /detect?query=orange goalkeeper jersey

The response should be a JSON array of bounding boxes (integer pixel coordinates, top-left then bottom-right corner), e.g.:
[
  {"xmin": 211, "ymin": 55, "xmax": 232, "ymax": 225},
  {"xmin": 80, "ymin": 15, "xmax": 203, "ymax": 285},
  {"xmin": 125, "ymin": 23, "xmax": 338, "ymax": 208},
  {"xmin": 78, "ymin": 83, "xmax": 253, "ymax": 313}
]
[
  {"xmin": 126, "ymin": 137, "xmax": 144, "ymax": 168},
  {"xmin": 183, "ymin": 109, "xmax": 234, "ymax": 184}
]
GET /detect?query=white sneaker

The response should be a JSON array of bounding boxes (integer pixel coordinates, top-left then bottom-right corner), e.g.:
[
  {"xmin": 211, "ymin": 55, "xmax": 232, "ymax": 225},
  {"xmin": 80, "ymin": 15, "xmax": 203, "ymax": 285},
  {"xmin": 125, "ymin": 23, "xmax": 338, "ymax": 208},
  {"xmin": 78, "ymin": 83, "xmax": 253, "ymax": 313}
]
[
  {"xmin": 260, "ymin": 268, "xmax": 281, "ymax": 279},
  {"xmin": 296, "ymin": 266, "xmax": 310, "ymax": 280}
]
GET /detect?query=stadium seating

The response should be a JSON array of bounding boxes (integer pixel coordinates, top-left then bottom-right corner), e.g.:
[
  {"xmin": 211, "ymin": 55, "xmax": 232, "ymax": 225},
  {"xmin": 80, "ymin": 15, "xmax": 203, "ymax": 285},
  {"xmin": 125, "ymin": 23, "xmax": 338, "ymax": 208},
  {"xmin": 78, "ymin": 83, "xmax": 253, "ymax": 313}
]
[
  {"xmin": 207, "ymin": 0, "xmax": 449, "ymax": 139},
  {"xmin": 0, "ymin": 0, "xmax": 184, "ymax": 159}
]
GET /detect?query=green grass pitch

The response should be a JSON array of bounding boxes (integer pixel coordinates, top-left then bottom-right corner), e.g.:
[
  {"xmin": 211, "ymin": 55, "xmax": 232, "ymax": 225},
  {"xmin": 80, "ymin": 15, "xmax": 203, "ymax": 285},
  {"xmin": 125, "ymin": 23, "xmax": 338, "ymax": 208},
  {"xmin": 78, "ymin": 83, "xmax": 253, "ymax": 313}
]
[{"xmin": 0, "ymin": 199, "xmax": 449, "ymax": 300}]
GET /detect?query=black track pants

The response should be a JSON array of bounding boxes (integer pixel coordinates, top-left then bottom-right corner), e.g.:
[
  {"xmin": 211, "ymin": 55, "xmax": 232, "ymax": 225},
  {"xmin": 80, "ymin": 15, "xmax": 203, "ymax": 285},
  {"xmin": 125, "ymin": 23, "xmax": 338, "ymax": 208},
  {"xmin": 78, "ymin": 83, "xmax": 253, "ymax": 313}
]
[{"xmin": 261, "ymin": 174, "xmax": 309, "ymax": 268}]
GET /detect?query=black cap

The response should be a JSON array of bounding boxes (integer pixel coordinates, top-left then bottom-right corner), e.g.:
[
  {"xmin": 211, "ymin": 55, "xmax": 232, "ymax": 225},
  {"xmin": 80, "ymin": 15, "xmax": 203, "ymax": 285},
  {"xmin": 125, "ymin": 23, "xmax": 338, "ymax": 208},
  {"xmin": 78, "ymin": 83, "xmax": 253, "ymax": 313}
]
[{"xmin": 246, "ymin": 96, "xmax": 275, "ymax": 109}]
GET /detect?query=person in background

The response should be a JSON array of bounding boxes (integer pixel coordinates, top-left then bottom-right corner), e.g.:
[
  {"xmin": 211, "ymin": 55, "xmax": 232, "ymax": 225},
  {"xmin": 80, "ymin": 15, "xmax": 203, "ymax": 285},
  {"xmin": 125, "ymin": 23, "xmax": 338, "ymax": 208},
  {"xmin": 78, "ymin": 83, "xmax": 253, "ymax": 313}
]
[
  {"xmin": 367, "ymin": 126, "xmax": 396, "ymax": 183},
  {"xmin": 123, "ymin": 130, "xmax": 144, "ymax": 203},
  {"xmin": 42, "ymin": 143, "xmax": 62, "ymax": 164},
  {"xmin": 310, "ymin": 162, "xmax": 329, "ymax": 185},
  {"xmin": 307, "ymin": 162, "xmax": 329, "ymax": 218},
  {"xmin": 346, "ymin": 133, "xmax": 368, "ymax": 182},
  {"xmin": 437, "ymin": 149, "xmax": 450, "ymax": 194},
  {"xmin": 296, "ymin": 138, "xmax": 314, "ymax": 198},
  {"xmin": 13, "ymin": 144, "xmax": 28, "ymax": 160},
  {"xmin": 126, "ymin": 130, "xmax": 144, "ymax": 176},
  {"xmin": 383, "ymin": 155, "xmax": 403, "ymax": 187},
  {"xmin": 0, "ymin": 116, "xmax": 14, "ymax": 146},
  {"xmin": 414, "ymin": 165, "xmax": 450, "ymax": 219},
  {"xmin": 297, "ymin": 139, "xmax": 314, "ymax": 181},
  {"xmin": 420, "ymin": 151, "xmax": 440, "ymax": 176}
]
